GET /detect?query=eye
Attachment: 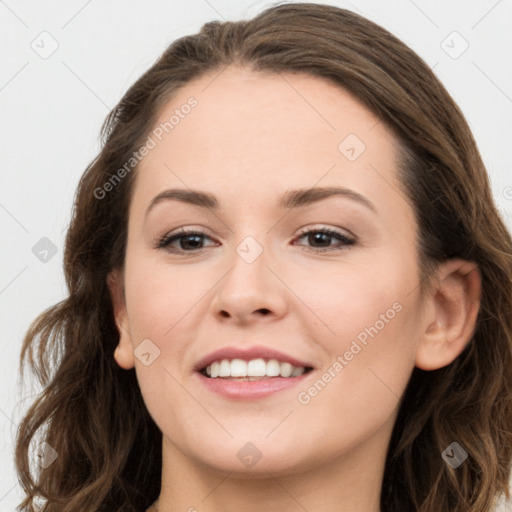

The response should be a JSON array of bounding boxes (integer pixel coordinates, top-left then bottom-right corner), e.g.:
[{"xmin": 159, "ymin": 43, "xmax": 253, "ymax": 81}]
[
  {"xmin": 155, "ymin": 226, "xmax": 356, "ymax": 254},
  {"xmin": 156, "ymin": 228, "xmax": 216, "ymax": 254},
  {"xmin": 293, "ymin": 227, "xmax": 355, "ymax": 253}
]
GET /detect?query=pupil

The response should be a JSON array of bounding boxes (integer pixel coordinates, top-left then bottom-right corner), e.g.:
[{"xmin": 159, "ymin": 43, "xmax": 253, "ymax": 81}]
[
  {"xmin": 182, "ymin": 235, "xmax": 202, "ymax": 250},
  {"xmin": 310, "ymin": 233, "xmax": 329, "ymax": 246}
]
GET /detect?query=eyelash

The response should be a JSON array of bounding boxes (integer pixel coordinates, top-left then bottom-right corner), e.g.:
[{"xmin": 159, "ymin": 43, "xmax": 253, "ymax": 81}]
[{"xmin": 156, "ymin": 226, "xmax": 355, "ymax": 254}]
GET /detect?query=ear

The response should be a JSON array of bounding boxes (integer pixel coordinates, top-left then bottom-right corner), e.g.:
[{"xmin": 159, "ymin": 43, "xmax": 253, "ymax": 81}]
[
  {"xmin": 107, "ymin": 269, "xmax": 135, "ymax": 370},
  {"xmin": 415, "ymin": 259, "xmax": 481, "ymax": 371}
]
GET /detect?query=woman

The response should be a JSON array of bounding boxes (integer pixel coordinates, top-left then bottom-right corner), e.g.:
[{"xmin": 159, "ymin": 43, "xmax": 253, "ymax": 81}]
[{"xmin": 14, "ymin": 3, "xmax": 512, "ymax": 511}]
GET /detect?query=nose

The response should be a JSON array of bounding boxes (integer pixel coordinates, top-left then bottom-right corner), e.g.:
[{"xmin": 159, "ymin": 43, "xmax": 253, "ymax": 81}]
[{"xmin": 210, "ymin": 238, "xmax": 288, "ymax": 325}]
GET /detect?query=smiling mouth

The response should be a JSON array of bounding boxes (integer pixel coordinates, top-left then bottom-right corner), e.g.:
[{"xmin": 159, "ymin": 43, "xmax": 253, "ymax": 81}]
[{"xmin": 196, "ymin": 359, "xmax": 315, "ymax": 399}]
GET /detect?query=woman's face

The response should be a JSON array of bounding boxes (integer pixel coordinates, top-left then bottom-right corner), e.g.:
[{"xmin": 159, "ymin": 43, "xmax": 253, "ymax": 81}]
[{"xmin": 110, "ymin": 66, "xmax": 429, "ymax": 475}]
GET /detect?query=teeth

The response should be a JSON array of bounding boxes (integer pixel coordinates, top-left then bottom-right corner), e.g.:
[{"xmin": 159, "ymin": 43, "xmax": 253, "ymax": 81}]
[
  {"xmin": 204, "ymin": 358, "xmax": 308, "ymax": 379},
  {"xmin": 291, "ymin": 365, "xmax": 306, "ymax": 377}
]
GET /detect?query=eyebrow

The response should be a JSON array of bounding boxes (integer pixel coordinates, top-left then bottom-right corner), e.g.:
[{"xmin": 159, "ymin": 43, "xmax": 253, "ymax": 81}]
[{"xmin": 145, "ymin": 186, "xmax": 377, "ymax": 218}]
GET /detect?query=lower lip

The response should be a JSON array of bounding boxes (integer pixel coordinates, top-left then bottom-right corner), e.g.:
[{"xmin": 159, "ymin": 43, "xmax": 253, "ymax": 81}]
[{"xmin": 195, "ymin": 370, "xmax": 313, "ymax": 399}]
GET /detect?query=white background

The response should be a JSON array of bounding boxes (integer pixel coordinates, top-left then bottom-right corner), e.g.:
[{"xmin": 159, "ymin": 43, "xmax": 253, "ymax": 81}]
[{"xmin": 1, "ymin": 0, "xmax": 511, "ymax": 510}]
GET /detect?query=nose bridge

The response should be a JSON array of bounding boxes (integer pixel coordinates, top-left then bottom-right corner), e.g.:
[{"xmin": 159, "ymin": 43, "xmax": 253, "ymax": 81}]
[
  {"xmin": 211, "ymin": 230, "xmax": 286, "ymax": 321},
  {"xmin": 225, "ymin": 233, "xmax": 270, "ymax": 295}
]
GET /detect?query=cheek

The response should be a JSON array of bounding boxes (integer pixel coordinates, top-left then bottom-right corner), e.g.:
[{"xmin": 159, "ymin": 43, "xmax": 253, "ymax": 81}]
[
  {"xmin": 297, "ymin": 256, "xmax": 418, "ymax": 405},
  {"xmin": 293, "ymin": 254, "xmax": 408, "ymax": 341},
  {"xmin": 293, "ymin": 294, "xmax": 416, "ymax": 456},
  {"xmin": 124, "ymin": 255, "xmax": 205, "ymax": 337}
]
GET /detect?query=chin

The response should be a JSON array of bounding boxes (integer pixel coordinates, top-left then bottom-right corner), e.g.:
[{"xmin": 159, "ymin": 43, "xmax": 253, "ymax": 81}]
[{"xmin": 182, "ymin": 435, "xmax": 312, "ymax": 477}]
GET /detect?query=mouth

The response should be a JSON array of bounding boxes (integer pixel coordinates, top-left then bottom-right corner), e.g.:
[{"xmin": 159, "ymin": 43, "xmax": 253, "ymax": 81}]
[
  {"xmin": 192, "ymin": 345, "xmax": 317, "ymax": 399},
  {"xmin": 195, "ymin": 361, "xmax": 315, "ymax": 400}
]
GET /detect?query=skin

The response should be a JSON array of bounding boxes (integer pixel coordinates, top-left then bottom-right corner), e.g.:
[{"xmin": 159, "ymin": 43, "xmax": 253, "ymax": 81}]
[{"xmin": 107, "ymin": 65, "xmax": 481, "ymax": 512}]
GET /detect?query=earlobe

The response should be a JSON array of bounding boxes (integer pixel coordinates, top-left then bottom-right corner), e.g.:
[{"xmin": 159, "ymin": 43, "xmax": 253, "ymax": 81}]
[
  {"xmin": 415, "ymin": 259, "xmax": 481, "ymax": 371},
  {"xmin": 113, "ymin": 342, "xmax": 135, "ymax": 370},
  {"xmin": 107, "ymin": 270, "xmax": 135, "ymax": 370}
]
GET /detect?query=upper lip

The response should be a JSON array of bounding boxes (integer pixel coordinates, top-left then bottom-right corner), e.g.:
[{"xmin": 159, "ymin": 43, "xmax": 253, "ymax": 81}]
[{"xmin": 193, "ymin": 345, "xmax": 315, "ymax": 372}]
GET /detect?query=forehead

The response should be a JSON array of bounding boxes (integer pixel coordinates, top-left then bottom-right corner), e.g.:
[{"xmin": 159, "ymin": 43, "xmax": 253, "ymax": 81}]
[{"xmin": 132, "ymin": 65, "xmax": 406, "ymax": 220}]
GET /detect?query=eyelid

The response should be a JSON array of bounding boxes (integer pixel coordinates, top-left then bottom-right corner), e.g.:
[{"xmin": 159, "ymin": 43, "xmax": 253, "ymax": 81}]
[
  {"xmin": 155, "ymin": 226, "xmax": 217, "ymax": 249},
  {"xmin": 296, "ymin": 223, "xmax": 356, "ymax": 240}
]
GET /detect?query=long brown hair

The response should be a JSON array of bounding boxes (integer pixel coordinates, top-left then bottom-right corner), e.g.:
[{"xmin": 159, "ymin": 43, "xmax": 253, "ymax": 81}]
[{"xmin": 14, "ymin": 3, "xmax": 512, "ymax": 511}]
